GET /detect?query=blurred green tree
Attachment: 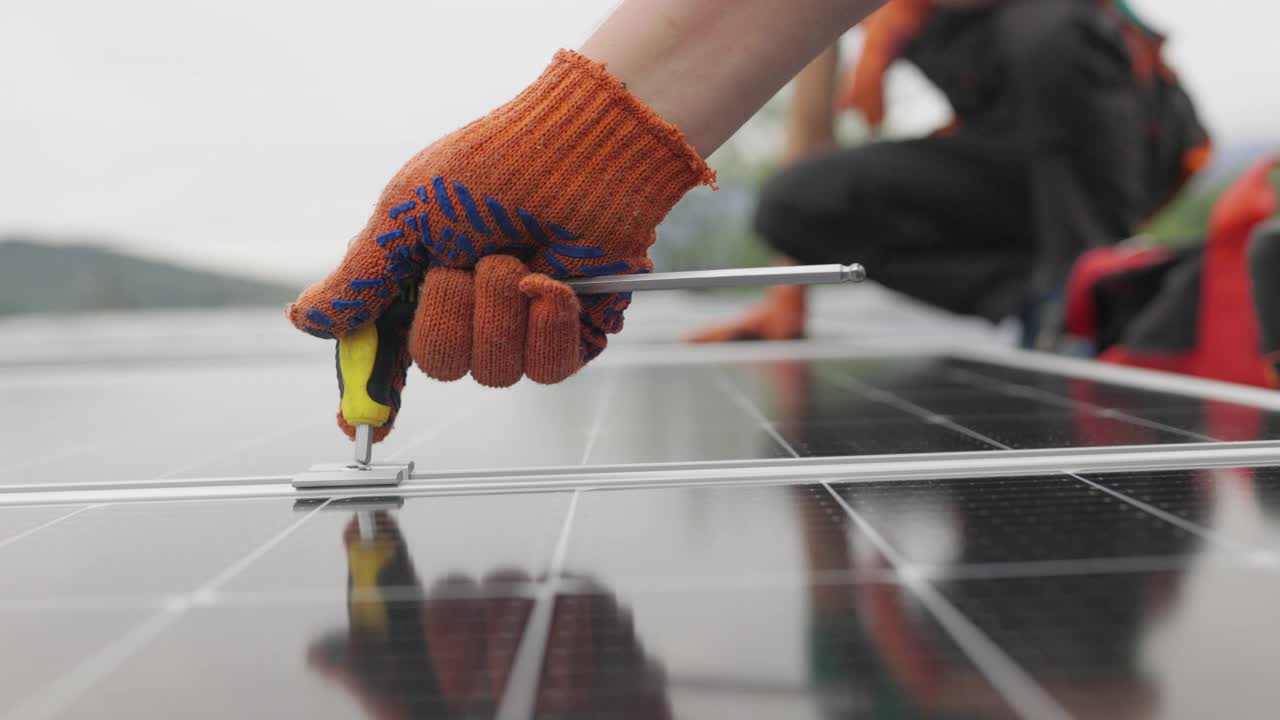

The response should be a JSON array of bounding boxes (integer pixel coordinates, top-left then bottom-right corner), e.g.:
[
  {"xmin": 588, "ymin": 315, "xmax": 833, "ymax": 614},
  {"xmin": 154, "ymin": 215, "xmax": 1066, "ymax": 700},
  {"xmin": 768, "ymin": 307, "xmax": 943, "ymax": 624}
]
[{"xmin": 1141, "ymin": 181, "xmax": 1223, "ymax": 246}]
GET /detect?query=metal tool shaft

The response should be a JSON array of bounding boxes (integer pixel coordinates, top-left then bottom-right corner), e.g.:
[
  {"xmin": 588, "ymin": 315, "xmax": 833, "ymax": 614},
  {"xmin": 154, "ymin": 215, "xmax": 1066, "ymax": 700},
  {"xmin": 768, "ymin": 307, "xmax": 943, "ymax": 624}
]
[{"xmin": 563, "ymin": 263, "xmax": 865, "ymax": 295}]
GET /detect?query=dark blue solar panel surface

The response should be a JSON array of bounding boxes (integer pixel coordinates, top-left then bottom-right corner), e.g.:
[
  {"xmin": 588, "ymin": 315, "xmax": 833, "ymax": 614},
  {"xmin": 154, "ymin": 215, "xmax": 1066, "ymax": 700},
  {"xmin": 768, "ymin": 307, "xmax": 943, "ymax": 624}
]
[
  {"xmin": 7, "ymin": 356, "xmax": 1280, "ymax": 488},
  {"xmin": 5, "ymin": 354, "xmax": 1280, "ymax": 719},
  {"xmin": 2, "ymin": 470, "xmax": 1280, "ymax": 718}
]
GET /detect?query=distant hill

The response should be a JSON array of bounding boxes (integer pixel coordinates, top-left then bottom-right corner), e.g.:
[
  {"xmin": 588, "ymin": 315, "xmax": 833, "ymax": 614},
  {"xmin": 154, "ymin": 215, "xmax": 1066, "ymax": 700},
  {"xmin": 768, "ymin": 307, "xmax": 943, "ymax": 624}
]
[{"xmin": 0, "ymin": 238, "xmax": 299, "ymax": 315}]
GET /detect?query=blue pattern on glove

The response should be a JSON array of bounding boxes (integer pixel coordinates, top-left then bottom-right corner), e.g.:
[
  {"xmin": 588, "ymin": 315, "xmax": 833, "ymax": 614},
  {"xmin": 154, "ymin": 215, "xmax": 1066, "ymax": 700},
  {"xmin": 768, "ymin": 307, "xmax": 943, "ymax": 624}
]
[{"xmin": 300, "ymin": 176, "xmax": 637, "ymax": 341}]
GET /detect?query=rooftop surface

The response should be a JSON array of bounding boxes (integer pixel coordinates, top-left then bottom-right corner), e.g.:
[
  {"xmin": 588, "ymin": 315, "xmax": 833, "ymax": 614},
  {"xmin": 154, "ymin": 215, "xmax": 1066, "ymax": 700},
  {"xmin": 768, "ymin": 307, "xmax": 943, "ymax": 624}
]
[{"xmin": 3, "ymin": 288, "xmax": 1280, "ymax": 719}]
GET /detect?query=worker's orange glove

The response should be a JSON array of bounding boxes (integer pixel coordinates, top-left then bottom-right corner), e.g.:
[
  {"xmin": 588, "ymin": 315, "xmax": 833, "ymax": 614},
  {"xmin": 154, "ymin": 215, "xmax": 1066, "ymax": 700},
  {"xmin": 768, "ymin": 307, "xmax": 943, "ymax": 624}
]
[
  {"xmin": 288, "ymin": 50, "xmax": 715, "ymax": 388},
  {"xmin": 835, "ymin": 0, "xmax": 932, "ymax": 130}
]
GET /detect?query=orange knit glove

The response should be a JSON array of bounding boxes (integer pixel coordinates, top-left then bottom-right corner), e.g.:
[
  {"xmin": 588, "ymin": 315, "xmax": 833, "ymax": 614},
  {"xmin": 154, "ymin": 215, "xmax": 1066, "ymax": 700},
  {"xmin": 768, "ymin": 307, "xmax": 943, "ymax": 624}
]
[
  {"xmin": 835, "ymin": 0, "xmax": 931, "ymax": 130},
  {"xmin": 288, "ymin": 50, "xmax": 714, "ymax": 390}
]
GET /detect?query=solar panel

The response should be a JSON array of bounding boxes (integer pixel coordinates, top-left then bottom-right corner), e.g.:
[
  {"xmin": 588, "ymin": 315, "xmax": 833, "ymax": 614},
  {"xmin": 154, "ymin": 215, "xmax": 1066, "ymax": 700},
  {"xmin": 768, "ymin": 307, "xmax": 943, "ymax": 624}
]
[
  {"xmin": 5, "ymin": 317, "xmax": 1280, "ymax": 719},
  {"xmin": 8, "ymin": 352, "xmax": 1280, "ymax": 492}
]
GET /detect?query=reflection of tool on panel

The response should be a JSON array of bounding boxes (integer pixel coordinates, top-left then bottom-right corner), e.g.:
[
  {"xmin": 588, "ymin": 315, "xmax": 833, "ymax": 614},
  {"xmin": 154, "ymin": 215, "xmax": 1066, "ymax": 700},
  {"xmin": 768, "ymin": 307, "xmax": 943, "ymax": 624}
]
[
  {"xmin": 291, "ymin": 263, "xmax": 867, "ymax": 491},
  {"xmin": 296, "ymin": 497, "xmax": 415, "ymax": 637},
  {"xmin": 300, "ymin": 498, "xmax": 450, "ymax": 717}
]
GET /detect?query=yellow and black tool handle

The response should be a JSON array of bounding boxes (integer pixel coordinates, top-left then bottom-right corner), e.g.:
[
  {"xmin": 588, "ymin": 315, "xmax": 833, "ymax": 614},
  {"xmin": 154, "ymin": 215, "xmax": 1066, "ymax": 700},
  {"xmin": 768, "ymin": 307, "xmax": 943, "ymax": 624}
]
[{"xmin": 336, "ymin": 294, "xmax": 415, "ymax": 429}]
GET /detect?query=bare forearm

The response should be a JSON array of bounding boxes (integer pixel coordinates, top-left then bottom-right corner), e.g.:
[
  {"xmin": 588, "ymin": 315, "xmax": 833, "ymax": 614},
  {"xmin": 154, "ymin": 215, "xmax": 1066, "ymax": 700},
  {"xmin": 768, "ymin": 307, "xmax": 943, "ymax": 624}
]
[
  {"xmin": 782, "ymin": 45, "xmax": 841, "ymax": 163},
  {"xmin": 580, "ymin": 0, "xmax": 885, "ymax": 157}
]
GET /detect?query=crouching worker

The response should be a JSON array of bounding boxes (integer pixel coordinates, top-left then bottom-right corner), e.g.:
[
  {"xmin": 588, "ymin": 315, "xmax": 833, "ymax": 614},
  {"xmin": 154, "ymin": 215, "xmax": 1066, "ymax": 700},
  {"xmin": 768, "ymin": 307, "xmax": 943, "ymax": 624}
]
[{"xmin": 691, "ymin": 0, "xmax": 1209, "ymax": 346}]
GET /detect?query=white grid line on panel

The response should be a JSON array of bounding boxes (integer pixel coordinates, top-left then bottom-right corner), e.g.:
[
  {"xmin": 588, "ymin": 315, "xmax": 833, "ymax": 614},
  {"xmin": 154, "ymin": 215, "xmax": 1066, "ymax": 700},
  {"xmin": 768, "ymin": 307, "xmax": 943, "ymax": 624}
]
[
  {"xmin": 907, "ymin": 554, "xmax": 1196, "ymax": 582},
  {"xmin": 4, "ymin": 499, "xmax": 333, "ymax": 720},
  {"xmin": 822, "ymin": 483, "xmax": 1072, "ymax": 720},
  {"xmin": 495, "ymin": 490, "xmax": 581, "ymax": 720},
  {"xmin": 826, "ymin": 366, "xmax": 1280, "ymax": 568},
  {"xmin": 0, "ymin": 505, "xmax": 102, "ymax": 552},
  {"xmin": 5, "ymin": 609, "xmax": 188, "ymax": 720},
  {"xmin": 712, "ymin": 367, "xmax": 800, "ymax": 458},
  {"xmin": 580, "ymin": 370, "xmax": 622, "ymax": 466},
  {"xmin": 1066, "ymin": 473, "xmax": 1277, "ymax": 566},
  {"xmin": 944, "ymin": 366, "xmax": 1215, "ymax": 442},
  {"xmin": 814, "ymin": 368, "xmax": 1010, "ymax": 449},
  {"xmin": 711, "ymin": 367, "xmax": 1069, "ymax": 719}
]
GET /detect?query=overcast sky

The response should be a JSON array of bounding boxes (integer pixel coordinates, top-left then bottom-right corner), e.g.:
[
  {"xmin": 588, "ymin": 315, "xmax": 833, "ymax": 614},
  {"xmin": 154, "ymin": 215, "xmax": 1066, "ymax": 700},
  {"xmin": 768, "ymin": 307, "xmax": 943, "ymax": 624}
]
[{"xmin": 1, "ymin": 0, "xmax": 1274, "ymax": 283}]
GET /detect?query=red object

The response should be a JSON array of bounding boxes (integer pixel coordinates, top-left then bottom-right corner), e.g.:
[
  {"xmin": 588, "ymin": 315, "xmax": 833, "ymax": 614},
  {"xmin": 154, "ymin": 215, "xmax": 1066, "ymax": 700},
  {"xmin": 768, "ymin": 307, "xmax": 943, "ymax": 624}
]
[
  {"xmin": 1100, "ymin": 156, "xmax": 1280, "ymax": 388},
  {"xmin": 1063, "ymin": 245, "xmax": 1175, "ymax": 340}
]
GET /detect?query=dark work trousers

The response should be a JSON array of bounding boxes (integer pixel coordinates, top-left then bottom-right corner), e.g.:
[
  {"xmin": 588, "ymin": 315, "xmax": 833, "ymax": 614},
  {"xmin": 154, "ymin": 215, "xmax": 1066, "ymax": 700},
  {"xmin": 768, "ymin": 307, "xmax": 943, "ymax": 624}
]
[{"xmin": 755, "ymin": 0, "xmax": 1145, "ymax": 323}]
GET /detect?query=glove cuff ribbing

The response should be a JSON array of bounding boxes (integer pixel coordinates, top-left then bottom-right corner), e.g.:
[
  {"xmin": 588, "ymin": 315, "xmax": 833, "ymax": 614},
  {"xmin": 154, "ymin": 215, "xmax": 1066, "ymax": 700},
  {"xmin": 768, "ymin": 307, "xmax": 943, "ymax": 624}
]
[{"xmin": 428, "ymin": 50, "xmax": 717, "ymax": 257}]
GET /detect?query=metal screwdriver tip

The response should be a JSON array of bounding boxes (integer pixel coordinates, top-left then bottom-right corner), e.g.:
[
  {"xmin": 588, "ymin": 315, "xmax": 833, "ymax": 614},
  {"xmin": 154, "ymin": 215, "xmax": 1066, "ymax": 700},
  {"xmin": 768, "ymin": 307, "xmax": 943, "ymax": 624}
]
[
  {"xmin": 356, "ymin": 510, "xmax": 376, "ymax": 541},
  {"xmin": 353, "ymin": 424, "xmax": 373, "ymax": 468}
]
